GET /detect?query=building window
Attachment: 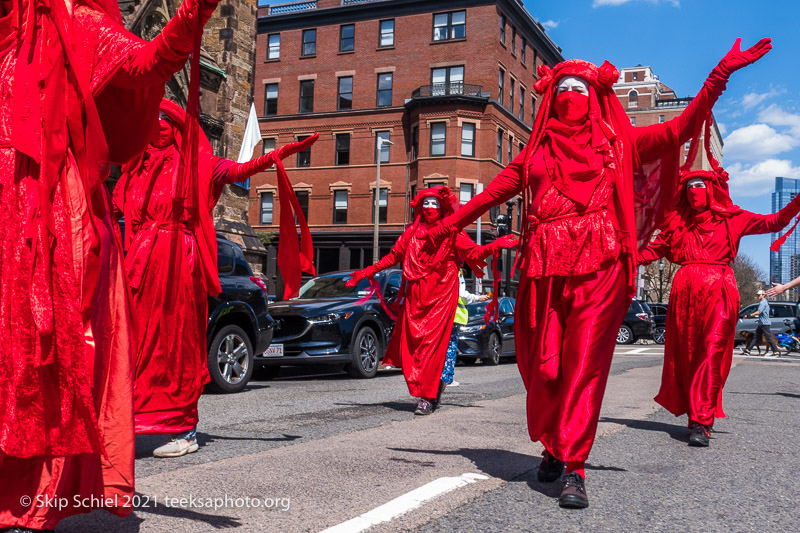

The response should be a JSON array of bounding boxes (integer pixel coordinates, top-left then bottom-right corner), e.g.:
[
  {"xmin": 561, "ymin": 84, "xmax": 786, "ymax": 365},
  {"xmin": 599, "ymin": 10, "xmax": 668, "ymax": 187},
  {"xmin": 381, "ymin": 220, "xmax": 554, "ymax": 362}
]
[
  {"xmin": 496, "ymin": 130, "xmax": 503, "ymax": 162},
  {"xmin": 632, "ymin": 72, "xmax": 639, "ymax": 81},
  {"xmin": 260, "ymin": 192, "xmax": 273, "ymax": 224},
  {"xmin": 372, "ymin": 188, "xmax": 388, "ymax": 224},
  {"xmin": 507, "ymin": 135, "xmax": 513, "ymax": 164},
  {"xmin": 519, "ymin": 88, "xmax": 525, "ymax": 121},
  {"xmin": 340, "ymin": 24, "xmax": 354, "ymax": 52},
  {"xmin": 377, "ymin": 73, "xmax": 393, "ymax": 107},
  {"xmin": 431, "ymin": 65, "xmax": 464, "ymax": 95},
  {"xmin": 520, "ymin": 38, "xmax": 526, "ymax": 63},
  {"xmin": 630, "ymin": 116, "xmax": 636, "ymax": 126},
  {"xmin": 296, "ymin": 191, "xmax": 309, "ymax": 222},
  {"xmin": 500, "ymin": 14, "xmax": 506, "ymax": 44},
  {"xmin": 432, "ymin": 10, "xmax": 465, "ymax": 41},
  {"xmin": 297, "ymin": 135, "xmax": 312, "ymax": 167},
  {"xmin": 335, "ymin": 134, "xmax": 350, "ymax": 166},
  {"xmin": 411, "ymin": 125, "xmax": 419, "ymax": 160},
  {"xmin": 333, "ymin": 190, "xmax": 348, "ymax": 224},
  {"xmin": 379, "ymin": 19, "xmax": 394, "ymax": 47},
  {"xmin": 628, "ymin": 89, "xmax": 638, "ymax": 108},
  {"xmin": 430, "ymin": 122, "xmax": 446, "ymax": 157},
  {"xmin": 302, "ymin": 29, "xmax": 316, "ymax": 56},
  {"xmin": 299, "ymin": 80, "xmax": 314, "ymax": 113},
  {"xmin": 511, "ymin": 26, "xmax": 516, "ymax": 55},
  {"xmin": 264, "ymin": 83, "xmax": 278, "ymax": 116},
  {"xmin": 267, "ymin": 33, "xmax": 280, "ymax": 60},
  {"xmin": 459, "ymin": 183, "xmax": 474, "ymax": 204},
  {"xmin": 509, "ymin": 78, "xmax": 515, "ymax": 114},
  {"xmin": 498, "ymin": 68, "xmax": 505, "ymax": 106},
  {"xmin": 337, "ymin": 76, "xmax": 353, "ymax": 110},
  {"xmin": 659, "ymin": 114, "xmax": 665, "ymax": 123},
  {"xmin": 262, "ymin": 137, "xmax": 275, "ymax": 156},
  {"xmin": 375, "ymin": 131, "xmax": 391, "ymax": 163},
  {"xmin": 685, "ymin": 140, "xmax": 691, "ymax": 151},
  {"xmin": 461, "ymin": 123, "xmax": 475, "ymax": 157},
  {"xmin": 531, "ymin": 95, "xmax": 537, "ymax": 125}
]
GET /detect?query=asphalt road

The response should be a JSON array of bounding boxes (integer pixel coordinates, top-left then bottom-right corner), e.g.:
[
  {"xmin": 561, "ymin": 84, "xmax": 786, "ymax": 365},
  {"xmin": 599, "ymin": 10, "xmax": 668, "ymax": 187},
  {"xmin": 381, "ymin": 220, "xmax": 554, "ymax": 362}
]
[{"xmin": 56, "ymin": 345, "xmax": 800, "ymax": 532}]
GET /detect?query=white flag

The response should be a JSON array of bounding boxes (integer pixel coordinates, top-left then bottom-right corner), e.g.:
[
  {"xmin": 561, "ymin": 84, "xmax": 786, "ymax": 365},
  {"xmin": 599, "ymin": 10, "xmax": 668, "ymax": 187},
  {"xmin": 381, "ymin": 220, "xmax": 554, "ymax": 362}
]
[{"xmin": 237, "ymin": 102, "xmax": 262, "ymax": 163}]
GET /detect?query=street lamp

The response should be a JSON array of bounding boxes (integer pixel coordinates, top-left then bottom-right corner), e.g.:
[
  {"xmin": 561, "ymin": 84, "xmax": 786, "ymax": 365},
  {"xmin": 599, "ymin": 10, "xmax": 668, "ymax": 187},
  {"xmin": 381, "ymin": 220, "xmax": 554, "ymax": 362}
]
[
  {"xmin": 658, "ymin": 258, "xmax": 665, "ymax": 302},
  {"xmin": 374, "ymin": 136, "xmax": 394, "ymax": 263},
  {"xmin": 504, "ymin": 199, "xmax": 515, "ymax": 296}
]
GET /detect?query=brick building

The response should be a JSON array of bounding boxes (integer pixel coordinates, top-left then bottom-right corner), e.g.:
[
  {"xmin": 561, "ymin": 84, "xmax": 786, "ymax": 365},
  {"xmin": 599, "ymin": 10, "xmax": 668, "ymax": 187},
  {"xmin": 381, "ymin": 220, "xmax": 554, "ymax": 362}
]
[
  {"xmin": 250, "ymin": 0, "xmax": 562, "ymax": 295},
  {"xmin": 613, "ymin": 65, "xmax": 723, "ymax": 169}
]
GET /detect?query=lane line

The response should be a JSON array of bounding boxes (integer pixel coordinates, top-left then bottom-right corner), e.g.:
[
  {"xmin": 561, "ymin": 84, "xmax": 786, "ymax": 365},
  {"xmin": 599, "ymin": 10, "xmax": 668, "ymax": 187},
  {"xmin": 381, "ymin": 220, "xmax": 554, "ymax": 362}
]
[{"xmin": 319, "ymin": 473, "xmax": 489, "ymax": 533}]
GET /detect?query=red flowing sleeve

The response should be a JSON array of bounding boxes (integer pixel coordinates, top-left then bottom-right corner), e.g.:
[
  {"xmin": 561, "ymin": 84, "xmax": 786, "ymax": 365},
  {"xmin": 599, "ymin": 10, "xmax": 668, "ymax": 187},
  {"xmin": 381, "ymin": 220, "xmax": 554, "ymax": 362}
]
[
  {"xmin": 638, "ymin": 231, "xmax": 671, "ymax": 265},
  {"xmin": 361, "ymin": 231, "xmax": 411, "ymax": 277},
  {"xmin": 732, "ymin": 196, "xmax": 800, "ymax": 236},
  {"xmin": 453, "ymin": 231, "xmax": 489, "ymax": 276}
]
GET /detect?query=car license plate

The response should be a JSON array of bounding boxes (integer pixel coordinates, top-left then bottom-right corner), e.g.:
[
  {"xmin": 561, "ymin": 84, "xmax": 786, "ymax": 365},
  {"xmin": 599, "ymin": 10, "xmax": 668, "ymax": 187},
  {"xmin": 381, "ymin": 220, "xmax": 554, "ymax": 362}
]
[{"xmin": 265, "ymin": 344, "xmax": 284, "ymax": 357}]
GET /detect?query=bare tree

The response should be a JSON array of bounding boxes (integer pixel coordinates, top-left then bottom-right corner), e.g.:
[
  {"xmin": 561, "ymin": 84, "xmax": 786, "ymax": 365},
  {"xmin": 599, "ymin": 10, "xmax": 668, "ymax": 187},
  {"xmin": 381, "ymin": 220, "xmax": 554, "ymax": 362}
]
[
  {"xmin": 642, "ymin": 257, "xmax": 678, "ymax": 303},
  {"xmin": 733, "ymin": 253, "xmax": 766, "ymax": 307}
]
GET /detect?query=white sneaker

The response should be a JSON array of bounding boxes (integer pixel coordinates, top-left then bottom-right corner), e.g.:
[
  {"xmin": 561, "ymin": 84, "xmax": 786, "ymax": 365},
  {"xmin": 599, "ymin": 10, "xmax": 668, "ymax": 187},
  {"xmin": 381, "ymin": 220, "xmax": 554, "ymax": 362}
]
[
  {"xmin": 448, "ymin": 381, "xmax": 460, "ymax": 387},
  {"xmin": 764, "ymin": 352, "xmax": 778, "ymax": 358},
  {"xmin": 153, "ymin": 437, "xmax": 199, "ymax": 458}
]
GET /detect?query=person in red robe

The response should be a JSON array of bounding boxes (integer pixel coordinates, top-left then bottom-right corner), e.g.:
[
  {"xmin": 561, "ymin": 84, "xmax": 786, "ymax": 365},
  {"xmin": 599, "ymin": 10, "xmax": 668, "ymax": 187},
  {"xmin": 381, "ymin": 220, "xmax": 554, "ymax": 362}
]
[
  {"xmin": 113, "ymin": 100, "xmax": 317, "ymax": 457},
  {"xmin": 347, "ymin": 186, "xmax": 516, "ymax": 415},
  {"xmin": 0, "ymin": 0, "xmax": 222, "ymax": 529},
  {"xmin": 638, "ymin": 124, "xmax": 800, "ymax": 447},
  {"xmin": 431, "ymin": 39, "xmax": 771, "ymax": 508}
]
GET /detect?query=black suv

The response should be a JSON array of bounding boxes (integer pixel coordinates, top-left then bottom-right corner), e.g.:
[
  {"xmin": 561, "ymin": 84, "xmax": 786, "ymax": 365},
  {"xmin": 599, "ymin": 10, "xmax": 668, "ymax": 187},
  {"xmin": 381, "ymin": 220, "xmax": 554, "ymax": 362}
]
[
  {"xmin": 457, "ymin": 298, "xmax": 516, "ymax": 365},
  {"xmin": 649, "ymin": 303, "xmax": 667, "ymax": 344},
  {"xmin": 616, "ymin": 299, "xmax": 654, "ymax": 344},
  {"xmin": 256, "ymin": 269, "xmax": 401, "ymax": 379},
  {"xmin": 206, "ymin": 238, "xmax": 274, "ymax": 393}
]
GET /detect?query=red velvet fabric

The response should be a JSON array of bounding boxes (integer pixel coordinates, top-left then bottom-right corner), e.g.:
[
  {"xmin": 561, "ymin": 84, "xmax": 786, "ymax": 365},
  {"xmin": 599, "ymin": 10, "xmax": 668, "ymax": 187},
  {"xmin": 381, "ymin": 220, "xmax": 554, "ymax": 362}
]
[{"xmin": 0, "ymin": 0, "xmax": 215, "ymax": 528}]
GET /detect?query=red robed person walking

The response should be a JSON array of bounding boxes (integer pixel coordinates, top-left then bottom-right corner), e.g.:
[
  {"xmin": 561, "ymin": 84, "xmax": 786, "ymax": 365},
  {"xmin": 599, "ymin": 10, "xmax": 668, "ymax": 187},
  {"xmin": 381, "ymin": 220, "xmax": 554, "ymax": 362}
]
[
  {"xmin": 114, "ymin": 100, "xmax": 317, "ymax": 458},
  {"xmin": 638, "ymin": 119, "xmax": 800, "ymax": 447},
  {"xmin": 0, "ymin": 0, "xmax": 223, "ymax": 529},
  {"xmin": 431, "ymin": 39, "xmax": 771, "ymax": 508},
  {"xmin": 347, "ymin": 186, "xmax": 515, "ymax": 415}
]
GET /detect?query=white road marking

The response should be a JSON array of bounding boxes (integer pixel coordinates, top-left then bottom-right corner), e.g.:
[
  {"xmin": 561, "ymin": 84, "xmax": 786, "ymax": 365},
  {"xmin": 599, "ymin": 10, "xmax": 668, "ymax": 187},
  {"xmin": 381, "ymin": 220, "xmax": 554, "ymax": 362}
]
[
  {"xmin": 617, "ymin": 347, "xmax": 652, "ymax": 354},
  {"xmin": 319, "ymin": 473, "xmax": 489, "ymax": 533}
]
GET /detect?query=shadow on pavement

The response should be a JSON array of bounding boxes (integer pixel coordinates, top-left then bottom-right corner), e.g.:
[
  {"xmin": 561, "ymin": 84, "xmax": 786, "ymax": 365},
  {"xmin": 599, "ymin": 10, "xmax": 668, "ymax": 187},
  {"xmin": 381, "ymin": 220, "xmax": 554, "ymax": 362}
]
[
  {"xmin": 727, "ymin": 391, "xmax": 800, "ymax": 399},
  {"xmin": 599, "ymin": 417, "xmax": 688, "ymax": 444},
  {"xmin": 134, "ymin": 433, "xmax": 301, "ymax": 458}
]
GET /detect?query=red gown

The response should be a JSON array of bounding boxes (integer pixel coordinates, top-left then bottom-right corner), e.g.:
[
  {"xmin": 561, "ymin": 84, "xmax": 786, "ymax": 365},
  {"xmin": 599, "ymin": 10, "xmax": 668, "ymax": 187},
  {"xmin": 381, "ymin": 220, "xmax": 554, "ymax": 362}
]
[
  {"xmin": 639, "ymin": 204, "xmax": 800, "ymax": 425},
  {"xmin": 0, "ymin": 1, "xmax": 217, "ymax": 528}
]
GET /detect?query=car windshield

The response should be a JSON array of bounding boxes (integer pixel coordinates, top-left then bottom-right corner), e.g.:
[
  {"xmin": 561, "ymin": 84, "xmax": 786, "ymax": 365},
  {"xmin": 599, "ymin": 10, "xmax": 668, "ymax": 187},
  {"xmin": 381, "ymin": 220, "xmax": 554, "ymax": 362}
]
[
  {"xmin": 466, "ymin": 302, "xmax": 488, "ymax": 319},
  {"xmin": 294, "ymin": 274, "xmax": 371, "ymax": 299}
]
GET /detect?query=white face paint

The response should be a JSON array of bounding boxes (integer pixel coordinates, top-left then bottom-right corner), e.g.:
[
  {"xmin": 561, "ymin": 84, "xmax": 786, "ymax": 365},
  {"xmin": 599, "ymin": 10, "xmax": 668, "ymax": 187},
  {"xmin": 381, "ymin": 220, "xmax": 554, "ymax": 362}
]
[
  {"xmin": 686, "ymin": 178, "xmax": 707, "ymax": 189},
  {"xmin": 556, "ymin": 76, "xmax": 589, "ymax": 95},
  {"xmin": 422, "ymin": 197, "xmax": 440, "ymax": 210}
]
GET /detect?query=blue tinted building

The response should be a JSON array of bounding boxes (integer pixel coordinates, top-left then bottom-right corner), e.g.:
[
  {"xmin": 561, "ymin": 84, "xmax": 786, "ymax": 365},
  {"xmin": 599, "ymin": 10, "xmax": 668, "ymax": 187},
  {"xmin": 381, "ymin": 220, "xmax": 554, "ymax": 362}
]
[{"xmin": 770, "ymin": 177, "xmax": 800, "ymax": 295}]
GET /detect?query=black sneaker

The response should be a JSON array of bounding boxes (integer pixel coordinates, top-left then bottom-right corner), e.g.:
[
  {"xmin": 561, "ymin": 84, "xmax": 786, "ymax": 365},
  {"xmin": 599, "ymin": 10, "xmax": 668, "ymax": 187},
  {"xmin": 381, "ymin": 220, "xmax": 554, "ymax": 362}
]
[
  {"xmin": 414, "ymin": 398, "xmax": 432, "ymax": 415},
  {"xmin": 558, "ymin": 472, "xmax": 589, "ymax": 509},
  {"xmin": 688, "ymin": 422, "xmax": 710, "ymax": 447},
  {"xmin": 537, "ymin": 450, "xmax": 565, "ymax": 483},
  {"xmin": 431, "ymin": 380, "xmax": 447, "ymax": 411}
]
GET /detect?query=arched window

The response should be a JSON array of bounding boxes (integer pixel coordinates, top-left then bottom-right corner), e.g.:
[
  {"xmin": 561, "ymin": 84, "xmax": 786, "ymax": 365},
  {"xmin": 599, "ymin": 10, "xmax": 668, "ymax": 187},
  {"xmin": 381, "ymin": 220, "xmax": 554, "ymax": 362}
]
[{"xmin": 628, "ymin": 90, "xmax": 639, "ymax": 108}]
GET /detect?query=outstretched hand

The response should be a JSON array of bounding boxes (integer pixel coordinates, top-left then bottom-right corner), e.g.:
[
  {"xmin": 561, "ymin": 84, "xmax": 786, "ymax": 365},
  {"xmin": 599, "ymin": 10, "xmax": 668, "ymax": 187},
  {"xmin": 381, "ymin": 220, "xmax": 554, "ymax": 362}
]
[
  {"xmin": 717, "ymin": 37, "xmax": 772, "ymax": 75},
  {"xmin": 345, "ymin": 270, "xmax": 366, "ymax": 288},
  {"xmin": 493, "ymin": 235, "xmax": 520, "ymax": 250},
  {"xmin": 274, "ymin": 133, "xmax": 319, "ymax": 161},
  {"xmin": 765, "ymin": 282, "xmax": 786, "ymax": 298}
]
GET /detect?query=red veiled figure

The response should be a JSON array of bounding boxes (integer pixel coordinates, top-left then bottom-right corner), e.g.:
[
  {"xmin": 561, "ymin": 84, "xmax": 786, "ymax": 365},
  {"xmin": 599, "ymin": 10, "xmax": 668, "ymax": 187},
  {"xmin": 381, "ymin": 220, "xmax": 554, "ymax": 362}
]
[
  {"xmin": 639, "ymin": 121, "xmax": 800, "ymax": 447},
  {"xmin": 435, "ymin": 39, "xmax": 771, "ymax": 508},
  {"xmin": 113, "ymin": 100, "xmax": 317, "ymax": 457},
  {"xmin": 347, "ymin": 186, "xmax": 515, "ymax": 415},
  {"xmin": 0, "ymin": 0, "xmax": 222, "ymax": 529}
]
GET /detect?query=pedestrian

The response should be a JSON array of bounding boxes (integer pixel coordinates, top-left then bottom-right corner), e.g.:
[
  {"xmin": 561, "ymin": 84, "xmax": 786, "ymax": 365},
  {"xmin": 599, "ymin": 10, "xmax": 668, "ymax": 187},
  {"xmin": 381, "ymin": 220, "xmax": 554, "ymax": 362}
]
[
  {"xmin": 429, "ymin": 39, "xmax": 771, "ymax": 508},
  {"xmin": 639, "ymin": 123, "xmax": 799, "ymax": 447},
  {"xmin": 347, "ymin": 186, "xmax": 516, "ymax": 416},
  {"xmin": 113, "ymin": 99, "xmax": 317, "ymax": 457},
  {"xmin": 742, "ymin": 290, "xmax": 780, "ymax": 357},
  {"xmin": 0, "ymin": 0, "xmax": 222, "ymax": 529}
]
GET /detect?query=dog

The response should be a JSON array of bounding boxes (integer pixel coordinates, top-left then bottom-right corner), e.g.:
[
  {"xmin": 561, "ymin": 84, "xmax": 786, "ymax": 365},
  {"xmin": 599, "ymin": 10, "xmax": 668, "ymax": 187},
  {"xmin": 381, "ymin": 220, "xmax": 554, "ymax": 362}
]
[{"xmin": 738, "ymin": 330, "xmax": 781, "ymax": 356}]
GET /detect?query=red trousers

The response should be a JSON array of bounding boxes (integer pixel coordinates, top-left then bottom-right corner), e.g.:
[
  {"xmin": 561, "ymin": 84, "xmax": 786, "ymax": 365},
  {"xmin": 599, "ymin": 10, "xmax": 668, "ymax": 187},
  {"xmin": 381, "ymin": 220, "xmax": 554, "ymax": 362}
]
[{"xmin": 515, "ymin": 261, "xmax": 628, "ymax": 461}]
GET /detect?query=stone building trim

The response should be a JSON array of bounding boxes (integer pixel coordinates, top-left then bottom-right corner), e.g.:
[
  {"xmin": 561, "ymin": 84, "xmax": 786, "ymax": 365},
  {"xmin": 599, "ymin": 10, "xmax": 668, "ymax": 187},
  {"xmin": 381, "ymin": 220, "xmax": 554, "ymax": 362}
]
[
  {"xmin": 374, "ymin": 66, "xmax": 396, "ymax": 73},
  {"xmin": 329, "ymin": 181, "xmax": 353, "ymax": 192},
  {"xmin": 262, "ymin": 77, "xmax": 282, "ymax": 84},
  {"xmin": 298, "ymin": 74, "xmax": 318, "ymax": 80}
]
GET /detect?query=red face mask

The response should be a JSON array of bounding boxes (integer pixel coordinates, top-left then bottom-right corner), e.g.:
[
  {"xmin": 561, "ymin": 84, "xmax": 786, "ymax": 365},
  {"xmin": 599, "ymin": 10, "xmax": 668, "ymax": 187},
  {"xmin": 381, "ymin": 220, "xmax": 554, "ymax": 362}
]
[
  {"xmin": 152, "ymin": 119, "xmax": 175, "ymax": 148},
  {"xmin": 422, "ymin": 207, "xmax": 441, "ymax": 223},
  {"xmin": 553, "ymin": 91, "xmax": 589, "ymax": 126},
  {"xmin": 686, "ymin": 188, "xmax": 709, "ymax": 211}
]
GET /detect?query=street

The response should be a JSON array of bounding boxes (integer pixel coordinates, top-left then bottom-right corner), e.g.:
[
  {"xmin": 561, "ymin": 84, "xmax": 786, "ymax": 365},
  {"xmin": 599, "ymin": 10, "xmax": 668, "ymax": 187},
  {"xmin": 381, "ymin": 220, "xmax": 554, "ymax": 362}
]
[{"xmin": 58, "ymin": 345, "xmax": 800, "ymax": 532}]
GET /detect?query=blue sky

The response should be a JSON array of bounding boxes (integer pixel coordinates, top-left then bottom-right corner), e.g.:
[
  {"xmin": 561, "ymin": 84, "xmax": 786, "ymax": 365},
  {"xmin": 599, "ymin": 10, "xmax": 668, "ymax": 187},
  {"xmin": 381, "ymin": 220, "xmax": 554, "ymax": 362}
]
[{"xmin": 524, "ymin": 0, "xmax": 800, "ymax": 275}]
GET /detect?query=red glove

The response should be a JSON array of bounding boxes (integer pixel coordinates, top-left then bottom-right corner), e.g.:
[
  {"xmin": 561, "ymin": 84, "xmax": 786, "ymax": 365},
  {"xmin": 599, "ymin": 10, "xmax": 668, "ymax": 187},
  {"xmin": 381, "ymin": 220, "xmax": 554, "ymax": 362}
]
[
  {"xmin": 226, "ymin": 134, "xmax": 320, "ymax": 181},
  {"xmin": 484, "ymin": 235, "xmax": 520, "ymax": 256},
  {"xmin": 346, "ymin": 270, "xmax": 366, "ymax": 288},
  {"xmin": 714, "ymin": 38, "xmax": 772, "ymax": 77}
]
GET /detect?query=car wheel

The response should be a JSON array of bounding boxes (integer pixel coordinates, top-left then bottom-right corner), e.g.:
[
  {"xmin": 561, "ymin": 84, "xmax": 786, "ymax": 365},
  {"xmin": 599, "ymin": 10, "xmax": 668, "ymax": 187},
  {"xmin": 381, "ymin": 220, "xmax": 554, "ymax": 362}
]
[
  {"xmin": 252, "ymin": 365, "xmax": 281, "ymax": 381},
  {"xmin": 483, "ymin": 333, "xmax": 501, "ymax": 366},
  {"xmin": 653, "ymin": 326, "xmax": 666, "ymax": 345},
  {"xmin": 346, "ymin": 326, "xmax": 380, "ymax": 378},
  {"xmin": 207, "ymin": 325, "xmax": 254, "ymax": 393},
  {"xmin": 616, "ymin": 325, "xmax": 634, "ymax": 345}
]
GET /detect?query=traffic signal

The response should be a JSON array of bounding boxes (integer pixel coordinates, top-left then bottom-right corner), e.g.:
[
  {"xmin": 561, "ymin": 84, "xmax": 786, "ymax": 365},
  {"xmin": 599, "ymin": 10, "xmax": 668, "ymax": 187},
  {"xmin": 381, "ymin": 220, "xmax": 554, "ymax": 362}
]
[{"xmin": 496, "ymin": 213, "xmax": 510, "ymax": 236}]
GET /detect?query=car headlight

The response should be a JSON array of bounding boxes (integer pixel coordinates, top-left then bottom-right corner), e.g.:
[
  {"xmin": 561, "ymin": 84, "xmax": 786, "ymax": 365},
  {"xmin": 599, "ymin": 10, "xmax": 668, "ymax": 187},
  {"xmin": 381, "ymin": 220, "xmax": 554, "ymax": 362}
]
[
  {"xmin": 459, "ymin": 324, "xmax": 486, "ymax": 334},
  {"xmin": 307, "ymin": 312, "xmax": 354, "ymax": 324}
]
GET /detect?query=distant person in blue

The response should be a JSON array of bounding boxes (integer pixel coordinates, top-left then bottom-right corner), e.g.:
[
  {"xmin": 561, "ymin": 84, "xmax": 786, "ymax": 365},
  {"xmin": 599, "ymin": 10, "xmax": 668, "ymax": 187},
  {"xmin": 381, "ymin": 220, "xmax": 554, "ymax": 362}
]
[{"xmin": 742, "ymin": 290, "xmax": 779, "ymax": 357}]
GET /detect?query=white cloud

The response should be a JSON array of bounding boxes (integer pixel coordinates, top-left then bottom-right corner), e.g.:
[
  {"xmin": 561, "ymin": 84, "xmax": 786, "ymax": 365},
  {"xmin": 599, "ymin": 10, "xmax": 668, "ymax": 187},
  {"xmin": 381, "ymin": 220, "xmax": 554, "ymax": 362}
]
[
  {"xmin": 717, "ymin": 122, "xmax": 728, "ymax": 136},
  {"xmin": 741, "ymin": 87, "xmax": 785, "ymax": 111},
  {"xmin": 758, "ymin": 104, "xmax": 800, "ymax": 138},
  {"xmin": 592, "ymin": 0, "xmax": 679, "ymax": 7},
  {"xmin": 723, "ymin": 124, "xmax": 798, "ymax": 161},
  {"xmin": 541, "ymin": 20, "xmax": 559, "ymax": 30},
  {"xmin": 727, "ymin": 159, "xmax": 800, "ymax": 197}
]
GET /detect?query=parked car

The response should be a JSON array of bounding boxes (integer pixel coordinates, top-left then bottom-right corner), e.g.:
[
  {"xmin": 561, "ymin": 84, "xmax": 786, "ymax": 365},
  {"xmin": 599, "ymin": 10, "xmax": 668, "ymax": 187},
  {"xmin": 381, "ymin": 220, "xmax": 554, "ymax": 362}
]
[
  {"xmin": 617, "ymin": 299, "xmax": 654, "ymax": 344},
  {"xmin": 255, "ymin": 269, "xmax": 401, "ymax": 379},
  {"xmin": 734, "ymin": 301, "xmax": 798, "ymax": 343},
  {"xmin": 457, "ymin": 297, "xmax": 516, "ymax": 365},
  {"xmin": 206, "ymin": 237, "xmax": 274, "ymax": 393},
  {"xmin": 650, "ymin": 303, "xmax": 668, "ymax": 345}
]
